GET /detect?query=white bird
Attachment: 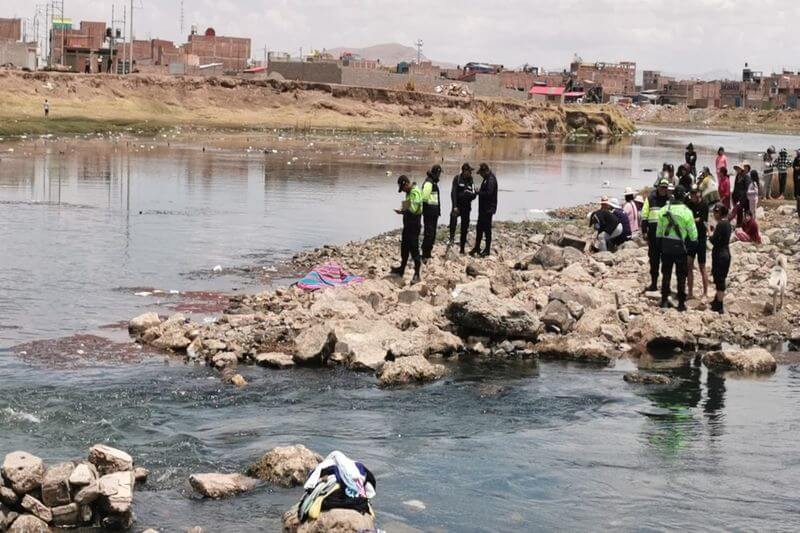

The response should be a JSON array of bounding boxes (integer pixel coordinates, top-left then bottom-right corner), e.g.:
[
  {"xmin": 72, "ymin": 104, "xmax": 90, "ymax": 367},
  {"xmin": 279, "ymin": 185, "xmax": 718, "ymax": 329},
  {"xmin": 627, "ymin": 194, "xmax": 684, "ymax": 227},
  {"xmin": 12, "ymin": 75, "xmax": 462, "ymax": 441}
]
[{"xmin": 768, "ymin": 254, "xmax": 788, "ymax": 313}]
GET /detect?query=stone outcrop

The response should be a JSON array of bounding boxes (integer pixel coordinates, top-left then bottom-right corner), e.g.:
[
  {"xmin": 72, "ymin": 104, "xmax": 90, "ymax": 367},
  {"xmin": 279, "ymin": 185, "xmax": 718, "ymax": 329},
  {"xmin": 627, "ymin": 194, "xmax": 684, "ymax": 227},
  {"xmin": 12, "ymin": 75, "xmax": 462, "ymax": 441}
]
[
  {"xmin": 446, "ymin": 279, "xmax": 539, "ymax": 340},
  {"xmin": 188, "ymin": 473, "xmax": 257, "ymax": 499},
  {"xmin": 246, "ymin": 445, "xmax": 322, "ymax": 488},
  {"xmin": 377, "ymin": 355, "xmax": 447, "ymax": 387},
  {"xmin": 255, "ymin": 352, "xmax": 295, "ymax": 368},
  {"xmin": 533, "ymin": 335, "xmax": 616, "ymax": 365},
  {"xmin": 623, "ymin": 372, "xmax": 672, "ymax": 384},
  {"xmin": 88, "ymin": 444, "xmax": 133, "ymax": 475},
  {"xmin": 282, "ymin": 505, "xmax": 375, "ymax": 533},
  {"xmin": 1, "ymin": 452, "xmax": 45, "ymax": 495},
  {"xmin": 128, "ymin": 312, "xmax": 161, "ymax": 335},
  {"xmin": 702, "ymin": 348, "xmax": 778, "ymax": 374}
]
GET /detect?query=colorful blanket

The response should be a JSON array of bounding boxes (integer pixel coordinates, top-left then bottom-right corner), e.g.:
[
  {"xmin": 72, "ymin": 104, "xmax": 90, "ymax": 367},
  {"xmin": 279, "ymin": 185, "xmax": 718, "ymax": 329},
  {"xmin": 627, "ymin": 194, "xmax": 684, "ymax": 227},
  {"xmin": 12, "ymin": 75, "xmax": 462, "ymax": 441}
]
[{"xmin": 295, "ymin": 262, "xmax": 364, "ymax": 292}]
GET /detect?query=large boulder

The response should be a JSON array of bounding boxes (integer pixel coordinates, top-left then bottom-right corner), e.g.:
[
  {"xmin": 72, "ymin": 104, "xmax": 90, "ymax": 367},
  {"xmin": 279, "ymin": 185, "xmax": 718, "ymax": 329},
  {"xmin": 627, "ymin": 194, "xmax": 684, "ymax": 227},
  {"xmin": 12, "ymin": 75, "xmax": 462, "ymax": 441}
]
[
  {"xmin": 255, "ymin": 352, "xmax": 295, "ymax": 369},
  {"xmin": 377, "ymin": 355, "xmax": 446, "ymax": 387},
  {"xmin": 625, "ymin": 313, "xmax": 694, "ymax": 351},
  {"xmin": 530, "ymin": 244, "xmax": 566, "ymax": 270},
  {"xmin": 445, "ymin": 279, "xmax": 540, "ymax": 340},
  {"xmin": 2, "ymin": 452, "xmax": 45, "ymax": 494},
  {"xmin": 150, "ymin": 328, "xmax": 192, "ymax": 351},
  {"xmin": 128, "ymin": 312, "xmax": 161, "ymax": 335},
  {"xmin": 20, "ymin": 495, "xmax": 51, "ymax": 522},
  {"xmin": 7, "ymin": 514, "xmax": 50, "ymax": 533},
  {"xmin": 703, "ymin": 348, "xmax": 777, "ymax": 374},
  {"xmin": 533, "ymin": 335, "xmax": 616, "ymax": 365},
  {"xmin": 282, "ymin": 505, "xmax": 375, "ymax": 533},
  {"xmin": 246, "ymin": 445, "xmax": 322, "ymax": 488},
  {"xmin": 88, "ymin": 445, "xmax": 133, "ymax": 475},
  {"xmin": 188, "ymin": 473, "xmax": 257, "ymax": 499},
  {"xmin": 387, "ymin": 325, "xmax": 463, "ymax": 359},
  {"xmin": 541, "ymin": 299, "xmax": 576, "ymax": 333},
  {"xmin": 98, "ymin": 471, "xmax": 135, "ymax": 514},
  {"xmin": 41, "ymin": 462, "xmax": 74, "ymax": 506},
  {"xmin": 293, "ymin": 324, "xmax": 335, "ymax": 364},
  {"xmin": 331, "ymin": 319, "xmax": 403, "ymax": 371}
]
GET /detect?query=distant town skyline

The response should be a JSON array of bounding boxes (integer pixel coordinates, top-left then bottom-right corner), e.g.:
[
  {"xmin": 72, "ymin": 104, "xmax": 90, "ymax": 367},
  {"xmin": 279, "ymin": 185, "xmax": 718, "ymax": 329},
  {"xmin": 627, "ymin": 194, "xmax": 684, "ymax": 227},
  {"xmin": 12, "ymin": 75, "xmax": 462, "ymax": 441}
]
[{"xmin": 2, "ymin": 0, "xmax": 797, "ymax": 77}]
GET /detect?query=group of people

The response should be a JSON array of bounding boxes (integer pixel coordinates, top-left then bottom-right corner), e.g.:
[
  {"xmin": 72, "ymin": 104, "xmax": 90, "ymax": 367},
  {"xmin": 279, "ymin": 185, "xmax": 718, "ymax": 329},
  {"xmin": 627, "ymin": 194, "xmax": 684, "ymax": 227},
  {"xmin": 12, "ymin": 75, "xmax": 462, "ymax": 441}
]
[{"xmin": 392, "ymin": 162, "xmax": 498, "ymax": 284}]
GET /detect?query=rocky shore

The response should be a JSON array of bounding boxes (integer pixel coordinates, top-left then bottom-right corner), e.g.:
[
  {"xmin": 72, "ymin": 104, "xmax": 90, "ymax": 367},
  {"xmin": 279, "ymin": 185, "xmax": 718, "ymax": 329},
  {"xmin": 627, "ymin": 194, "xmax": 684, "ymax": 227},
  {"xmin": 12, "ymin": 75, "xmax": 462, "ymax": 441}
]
[{"xmin": 127, "ymin": 203, "xmax": 800, "ymax": 388}]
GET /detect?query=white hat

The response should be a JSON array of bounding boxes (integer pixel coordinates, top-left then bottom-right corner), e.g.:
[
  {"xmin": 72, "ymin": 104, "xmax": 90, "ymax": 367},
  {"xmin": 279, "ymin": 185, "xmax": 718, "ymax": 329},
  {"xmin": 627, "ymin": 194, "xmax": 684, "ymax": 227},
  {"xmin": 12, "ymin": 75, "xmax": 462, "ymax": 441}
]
[
  {"xmin": 634, "ymin": 194, "xmax": 644, "ymax": 203},
  {"xmin": 624, "ymin": 187, "xmax": 635, "ymax": 196},
  {"xmin": 608, "ymin": 198, "xmax": 621, "ymax": 209}
]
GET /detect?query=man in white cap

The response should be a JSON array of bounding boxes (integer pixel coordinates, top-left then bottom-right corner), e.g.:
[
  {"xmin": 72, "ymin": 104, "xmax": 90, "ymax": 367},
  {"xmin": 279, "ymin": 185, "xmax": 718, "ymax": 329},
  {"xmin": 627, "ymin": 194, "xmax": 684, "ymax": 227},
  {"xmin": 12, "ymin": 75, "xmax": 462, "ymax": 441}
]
[
  {"xmin": 623, "ymin": 187, "xmax": 641, "ymax": 239},
  {"xmin": 590, "ymin": 196, "xmax": 623, "ymax": 252}
]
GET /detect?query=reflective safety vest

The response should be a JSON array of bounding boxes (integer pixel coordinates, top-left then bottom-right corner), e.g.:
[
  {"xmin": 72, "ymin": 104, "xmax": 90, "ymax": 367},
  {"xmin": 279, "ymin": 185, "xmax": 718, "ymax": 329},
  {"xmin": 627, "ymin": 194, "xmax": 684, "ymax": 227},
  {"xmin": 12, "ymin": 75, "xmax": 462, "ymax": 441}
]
[
  {"xmin": 421, "ymin": 180, "xmax": 439, "ymax": 206},
  {"xmin": 656, "ymin": 201, "xmax": 698, "ymax": 242},
  {"xmin": 405, "ymin": 186, "xmax": 423, "ymax": 216},
  {"xmin": 642, "ymin": 191, "xmax": 669, "ymax": 224}
]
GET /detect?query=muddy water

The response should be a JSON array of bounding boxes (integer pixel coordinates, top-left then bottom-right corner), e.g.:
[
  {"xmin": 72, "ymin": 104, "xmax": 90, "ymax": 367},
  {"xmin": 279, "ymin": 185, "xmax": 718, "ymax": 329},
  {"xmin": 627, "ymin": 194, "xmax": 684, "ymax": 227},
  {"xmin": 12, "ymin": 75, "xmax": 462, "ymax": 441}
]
[{"xmin": 2, "ymin": 128, "xmax": 800, "ymax": 531}]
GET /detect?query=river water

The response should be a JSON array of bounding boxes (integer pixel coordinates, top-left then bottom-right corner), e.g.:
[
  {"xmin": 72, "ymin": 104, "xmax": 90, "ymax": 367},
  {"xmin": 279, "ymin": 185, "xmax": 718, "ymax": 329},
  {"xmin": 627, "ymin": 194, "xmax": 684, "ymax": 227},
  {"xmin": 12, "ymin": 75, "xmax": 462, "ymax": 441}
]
[{"xmin": 1, "ymin": 127, "xmax": 800, "ymax": 531}]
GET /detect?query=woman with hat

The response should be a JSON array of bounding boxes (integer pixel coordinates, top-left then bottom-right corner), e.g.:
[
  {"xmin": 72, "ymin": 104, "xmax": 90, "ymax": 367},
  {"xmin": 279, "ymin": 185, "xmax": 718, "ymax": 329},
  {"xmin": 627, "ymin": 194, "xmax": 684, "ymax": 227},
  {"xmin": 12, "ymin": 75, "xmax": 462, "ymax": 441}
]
[
  {"xmin": 622, "ymin": 187, "xmax": 641, "ymax": 239},
  {"xmin": 589, "ymin": 196, "xmax": 623, "ymax": 252}
]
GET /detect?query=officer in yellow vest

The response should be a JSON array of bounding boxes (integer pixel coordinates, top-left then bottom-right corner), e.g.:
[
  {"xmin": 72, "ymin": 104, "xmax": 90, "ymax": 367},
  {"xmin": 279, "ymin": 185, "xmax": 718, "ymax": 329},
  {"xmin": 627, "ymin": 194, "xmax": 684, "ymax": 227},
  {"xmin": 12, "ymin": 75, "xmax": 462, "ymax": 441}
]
[
  {"xmin": 641, "ymin": 177, "xmax": 671, "ymax": 292},
  {"xmin": 391, "ymin": 175, "xmax": 423, "ymax": 284},
  {"xmin": 656, "ymin": 185, "xmax": 698, "ymax": 311},
  {"xmin": 420, "ymin": 165, "xmax": 442, "ymax": 261}
]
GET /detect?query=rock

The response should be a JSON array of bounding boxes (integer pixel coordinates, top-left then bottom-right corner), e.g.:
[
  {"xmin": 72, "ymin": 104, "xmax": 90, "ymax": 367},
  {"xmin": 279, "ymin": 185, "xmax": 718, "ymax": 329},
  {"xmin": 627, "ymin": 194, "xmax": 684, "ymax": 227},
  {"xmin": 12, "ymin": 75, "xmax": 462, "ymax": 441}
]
[
  {"xmin": 600, "ymin": 323, "xmax": 626, "ymax": 344},
  {"xmin": 41, "ymin": 462, "xmax": 74, "ymax": 507},
  {"xmin": 246, "ymin": 444, "xmax": 322, "ymax": 488},
  {"xmin": 293, "ymin": 324, "xmax": 335, "ymax": 364},
  {"xmin": 151, "ymin": 328, "xmax": 191, "ymax": 351},
  {"xmin": 533, "ymin": 335, "xmax": 615, "ymax": 365},
  {"xmin": 549, "ymin": 285, "xmax": 610, "ymax": 310},
  {"xmin": 377, "ymin": 355, "xmax": 447, "ymax": 387},
  {"xmin": 626, "ymin": 314, "xmax": 694, "ymax": 351},
  {"xmin": 73, "ymin": 482, "xmax": 100, "ymax": 505},
  {"xmin": 133, "ymin": 467, "xmax": 149, "ymax": 485},
  {"xmin": 2, "ymin": 452, "xmax": 45, "ymax": 494},
  {"xmin": 51, "ymin": 503, "xmax": 79, "ymax": 527},
  {"xmin": 188, "ymin": 473, "xmax": 257, "ymax": 499},
  {"xmin": 387, "ymin": 325, "xmax": 463, "ymax": 359},
  {"xmin": 446, "ymin": 279, "xmax": 540, "ymax": 340},
  {"xmin": 68, "ymin": 463, "xmax": 97, "ymax": 487},
  {"xmin": 557, "ymin": 233, "xmax": 587, "ymax": 250},
  {"xmin": 332, "ymin": 319, "xmax": 403, "ymax": 370},
  {"xmin": 0, "ymin": 486, "xmax": 18, "ymax": 506},
  {"xmin": 623, "ymin": 372, "xmax": 672, "ymax": 384},
  {"xmin": 255, "ymin": 352, "xmax": 295, "ymax": 368},
  {"xmin": 20, "ymin": 495, "xmax": 51, "ymax": 523},
  {"xmin": 703, "ymin": 348, "xmax": 777, "ymax": 374},
  {"xmin": 282, "ymin": 505, "xmax": 375, "ymax": 533},
  {"xmin": 531, "ymin": 244, "xmax": 565, "ymax": 270},
  {"xmin": 7, "ymin": 514, "xmax": 49, "ymax": 533},
  {"xmin": 129, "ymin": 312, "xmax": 161, "ymax": 335},
  {"xmin": 541, "ymin": 299, "xmax": 575, "ymax": 333},
  {"xmin": 98, "ymin": 471, "xmax": 134, "ymax": 515},
  {"xmin": 212, "ymin": 351, "xmax": 238, "ymax": 369},
  {"xmin": 88, "ymin": 444, "xmax": 133, "ymax": 475},
  {"xmin": 397, "ymin": 289, "xmax": 421, "ymax": 304},
  {"xmin": 560, "ymin": 263, "xmax": 592, "ymax": 283},
  {"xmin": 229, "ymin": 374, "xmax": 247, "ymax": 387},
  {"xmin": 592, "ymin": 251, "xmax": 615, "ymax": 265}
]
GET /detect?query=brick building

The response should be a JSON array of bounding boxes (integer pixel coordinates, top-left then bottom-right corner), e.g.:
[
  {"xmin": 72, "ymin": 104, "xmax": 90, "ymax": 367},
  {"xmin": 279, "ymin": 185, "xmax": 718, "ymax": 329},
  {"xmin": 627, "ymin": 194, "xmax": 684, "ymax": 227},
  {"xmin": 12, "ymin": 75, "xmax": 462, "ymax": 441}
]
[
  {"xmin": 0, "ymin": 18, "xmax": 21, "ymax": 41},
  {"xmin": 570, "ymin": 60, "xmax": 636, "ymax": 99},
  {"xmin": 643, "ymin": 70, "xmax": 674, "ymax": 91},
  {"xmin": 180, "ymin": 28, "xmax": 250, "ymax": 70},
  {"xmin": 51, "ymin": 20, "xmax": 106, "ymax": 64}
]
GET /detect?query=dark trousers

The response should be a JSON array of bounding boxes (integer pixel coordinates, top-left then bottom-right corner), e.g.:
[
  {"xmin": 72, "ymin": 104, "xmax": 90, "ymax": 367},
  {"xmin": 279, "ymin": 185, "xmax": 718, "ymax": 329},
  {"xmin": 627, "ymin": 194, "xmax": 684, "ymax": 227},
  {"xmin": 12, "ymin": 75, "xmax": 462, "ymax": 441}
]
[
  {"xmin": 646, "ymin": 225, "xmax": 661, "ymax": 287},
  {"xmin": 449, "ymin": 209, "xmax": 470, "ymax": 249},
  {"xmin": 779, "ymin": 172, "xmax": 788, "ymax": 196},
  {"xmin": 661, "ymin": 252, "xmax": 688, "ymax": 302},
  {"xmin": 474, "ymin": 212, "xmax": 493, "ymax": 252},
  {"xmin": 421, "ymin": 213, "xmax": 438, "ymax": 258},
  {"xmin": 400, "ymin": 217, "xmax": 421, "ymax": 274}
]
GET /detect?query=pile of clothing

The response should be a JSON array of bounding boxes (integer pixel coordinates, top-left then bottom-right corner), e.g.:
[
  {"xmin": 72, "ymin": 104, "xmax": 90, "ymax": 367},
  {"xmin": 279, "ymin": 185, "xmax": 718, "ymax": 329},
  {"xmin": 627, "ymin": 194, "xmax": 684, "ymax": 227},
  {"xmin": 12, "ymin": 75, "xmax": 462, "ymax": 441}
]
[
  {"xmin": 295, "ymin": 262, "xmax": 364, "ymax": 292},
  {"xmin": 297, "ymin": 451, "xmax": 376, "ymax": 523}
]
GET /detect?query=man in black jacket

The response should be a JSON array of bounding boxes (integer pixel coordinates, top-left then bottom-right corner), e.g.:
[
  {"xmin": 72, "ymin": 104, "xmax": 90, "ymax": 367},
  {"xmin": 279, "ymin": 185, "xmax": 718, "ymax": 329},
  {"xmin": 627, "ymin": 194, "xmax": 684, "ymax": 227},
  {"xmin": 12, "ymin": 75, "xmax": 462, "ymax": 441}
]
[
  {"xmin": 469, "ymin": 163, "xmax": 498, "ymax": 257},
  {"xmin": 421, "ymin": 165, "xmax": 442, "ymax": 261},
  {"xmin": 449, "ymin": 163, "xmax": 476, "ymax": 254}
]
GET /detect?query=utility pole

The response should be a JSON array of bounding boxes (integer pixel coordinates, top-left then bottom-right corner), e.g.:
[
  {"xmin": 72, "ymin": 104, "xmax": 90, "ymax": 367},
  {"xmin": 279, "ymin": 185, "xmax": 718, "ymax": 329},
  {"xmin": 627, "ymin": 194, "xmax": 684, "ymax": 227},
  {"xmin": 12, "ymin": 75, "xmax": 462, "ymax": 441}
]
[
  {"xmin": 121, "ymin": 5, "xmax": 127, "ymax": 74},
  {"xmin": 415, "ymin": 39, "xmax": 423, "ymax": 65},
  {"xmin": 180, "ymin": 0, "xmax": 184, "ymax": 35},
  {"xmin": 60, "ymin": 0, "xmax": 64, "ymax": 66},
  {"xmin": 128, "ymin": 0, "xmax": 134, "ymax": 74},
  {"xmin": 263, "ymin": 44, "xmax": 267, "ymax": 67}
]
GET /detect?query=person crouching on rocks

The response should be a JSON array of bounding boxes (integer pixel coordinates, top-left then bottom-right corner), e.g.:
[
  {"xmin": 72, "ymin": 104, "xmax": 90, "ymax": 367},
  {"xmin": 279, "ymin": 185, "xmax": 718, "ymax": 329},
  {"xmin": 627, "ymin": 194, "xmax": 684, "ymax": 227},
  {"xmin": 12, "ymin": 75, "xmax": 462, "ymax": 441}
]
[
  {"xmin": 656, "ymin": 185, "xmax": 698, "ymax": 311},
  {"xmin": 391, "ymin": 175, "xmax": 423, "ymax": 284},
  {"xmin": 709, "ymin": 203, "xmax": 732, "ymax": 314},
  {"xmin": 420, "ymin": 165, "xmax": 442, "ymax": 262},
  {"xmin": 590, "ymin": 196, "xmax": 623, "ymax": 252}
]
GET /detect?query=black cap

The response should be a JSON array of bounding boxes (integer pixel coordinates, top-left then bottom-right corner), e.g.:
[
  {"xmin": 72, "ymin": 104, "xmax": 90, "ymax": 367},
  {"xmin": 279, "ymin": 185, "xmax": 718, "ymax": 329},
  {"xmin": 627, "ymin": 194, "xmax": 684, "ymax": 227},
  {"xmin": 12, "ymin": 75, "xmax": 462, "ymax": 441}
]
[
  {"xmin": 461, "ymin": 163, "xmax": 474, "ymax": 172},
  {"xmin": 397, "ymin": 175, "xmax": 410, "ymax": 192},
  {"xmin": 478, "ymin": 163, "xmax": 490, "ymax": 174},
  {"xmin": 431, "ymin": 164, "xmax": 442, "ymax": 175},
  {"xmin": 674, "ymin": 185, "xmax": 687, "ymax": 200}
]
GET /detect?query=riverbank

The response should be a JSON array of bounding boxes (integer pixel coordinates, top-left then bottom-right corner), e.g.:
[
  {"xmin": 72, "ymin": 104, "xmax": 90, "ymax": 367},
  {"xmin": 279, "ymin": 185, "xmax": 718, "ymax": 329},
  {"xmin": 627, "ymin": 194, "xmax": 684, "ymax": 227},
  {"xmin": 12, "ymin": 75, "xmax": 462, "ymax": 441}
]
[
  {"xmin": 125, "ymin": 202, "xmax": 800, "ymax": 386},
  {"xmin": 624, "ymin": 103, "xmax": 800, "ymax": 135},
  {"xmin": 0, "ymin": 69, "xmax": 634, "ymax": 138}
]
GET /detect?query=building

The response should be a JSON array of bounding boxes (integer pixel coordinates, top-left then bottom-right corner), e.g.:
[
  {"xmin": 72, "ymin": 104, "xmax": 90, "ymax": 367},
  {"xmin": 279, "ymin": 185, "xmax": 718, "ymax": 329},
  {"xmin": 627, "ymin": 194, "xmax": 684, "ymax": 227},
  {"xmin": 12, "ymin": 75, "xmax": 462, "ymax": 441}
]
[
  {"xmin": 643, "ymin": 70, "xmax": 674, "ymax": 92},
  {"xmin": 50, "ymin": 20, "xmax": 106, "ymax": 64},
  {"xmin": 179, "ymin": 27, "xmax": 250, "ymax": 70},
  {"xmin": 0, "ymin": 17, "xmax": 37, "ymax": 70},
  {"xmin": 0, "ymin": 17, "xmax": 21, "ymax": 41},
  {"xmin": 570, "ymin": 60, "xmax": 636, "ymax": 100}
]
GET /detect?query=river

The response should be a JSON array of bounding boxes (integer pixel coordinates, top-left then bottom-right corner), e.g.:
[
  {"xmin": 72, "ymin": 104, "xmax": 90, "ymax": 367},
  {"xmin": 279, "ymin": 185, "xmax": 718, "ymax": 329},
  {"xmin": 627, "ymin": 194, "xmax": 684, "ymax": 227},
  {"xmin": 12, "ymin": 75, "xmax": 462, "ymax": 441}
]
[{"xmin": 1, "ymin": 127, "xmax": 800, "ymax": 532}]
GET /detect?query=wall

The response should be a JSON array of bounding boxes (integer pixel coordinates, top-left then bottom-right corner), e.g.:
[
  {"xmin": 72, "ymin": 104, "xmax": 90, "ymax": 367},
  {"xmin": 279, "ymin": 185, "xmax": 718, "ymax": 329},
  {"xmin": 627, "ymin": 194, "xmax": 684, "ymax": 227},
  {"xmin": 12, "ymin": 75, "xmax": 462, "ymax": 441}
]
[
  {"xmin": 0, "ymin": 18, "xmax": 21, "ymax": 41},
  {"xmin": 183, "ymin": 34, "xmax": 251, "ymax": 70},
  {"xmin": 268, "ymin": 61, "xmax": 342, "ymax": 83},
  {"xmin": 0, "ymin": 41, "xmax": 36, "ymax": 69}
]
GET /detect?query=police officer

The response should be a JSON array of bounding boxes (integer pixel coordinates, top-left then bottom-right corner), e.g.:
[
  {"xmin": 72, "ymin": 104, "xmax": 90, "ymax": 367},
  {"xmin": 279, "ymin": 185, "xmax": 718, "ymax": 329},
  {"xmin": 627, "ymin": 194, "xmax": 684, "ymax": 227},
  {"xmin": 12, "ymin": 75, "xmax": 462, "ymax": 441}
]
[
  {"xmin": 656, "ymin": 185, "xmax": 698, "ymax": 311},
  {"xmin": 469, "ymin": 163, "xmax": 498, "ymax": 257},
  {"xmin": 641, "ymin": 178, "xmax": 671, "ymax": 292},
  {"xmin": 390, "ymin": 175, "xmax": 423, "ymax": 284},
  {"xmin": 420, "ymin": 165, "xmax": 442, "ymax": 261},
  {"xmin": 449, "ymin": 163, "xmax": 477, "ymax": 254}
]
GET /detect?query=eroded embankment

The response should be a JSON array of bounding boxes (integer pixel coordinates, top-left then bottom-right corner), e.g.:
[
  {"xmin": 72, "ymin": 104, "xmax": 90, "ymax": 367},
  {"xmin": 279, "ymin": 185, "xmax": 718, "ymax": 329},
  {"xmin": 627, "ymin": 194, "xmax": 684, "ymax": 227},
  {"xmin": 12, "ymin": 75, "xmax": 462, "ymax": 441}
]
[
  {"xmin": 625, "ymin": 103, "xmax": 800, "ymax": 135},
  {"xmin": 0, "ymin": 69, "xmax": 634, "ymax": 137}
]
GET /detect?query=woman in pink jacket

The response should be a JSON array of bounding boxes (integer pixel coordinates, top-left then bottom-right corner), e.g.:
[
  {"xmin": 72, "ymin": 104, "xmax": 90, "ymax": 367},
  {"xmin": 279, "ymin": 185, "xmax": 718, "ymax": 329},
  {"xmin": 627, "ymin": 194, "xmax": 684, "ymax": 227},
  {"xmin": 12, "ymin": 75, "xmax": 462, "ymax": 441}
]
[
  {"xmin": 622, "ymin": 188, "xmax": 641, "ymax": 239},
  {"xmin": 715, "ymin": 147, "xmax": 728, "ymax": 178}
]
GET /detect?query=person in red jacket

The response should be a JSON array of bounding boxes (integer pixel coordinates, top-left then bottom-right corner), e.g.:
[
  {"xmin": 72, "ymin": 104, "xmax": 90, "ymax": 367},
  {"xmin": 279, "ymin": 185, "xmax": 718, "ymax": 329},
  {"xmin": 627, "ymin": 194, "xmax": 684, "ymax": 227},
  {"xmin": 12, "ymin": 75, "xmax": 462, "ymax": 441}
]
[{"xmin": 717, "ymin": 166, "xmax": 731, "ymax": 210}]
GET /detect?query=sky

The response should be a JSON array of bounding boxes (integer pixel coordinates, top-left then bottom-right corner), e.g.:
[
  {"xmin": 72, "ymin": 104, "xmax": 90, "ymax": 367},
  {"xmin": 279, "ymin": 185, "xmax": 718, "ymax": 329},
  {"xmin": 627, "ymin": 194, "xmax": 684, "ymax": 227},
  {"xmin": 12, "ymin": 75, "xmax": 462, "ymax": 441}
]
[{"xmin": 4, "ymin": 0, "xmax": 799, "ymax": 77}]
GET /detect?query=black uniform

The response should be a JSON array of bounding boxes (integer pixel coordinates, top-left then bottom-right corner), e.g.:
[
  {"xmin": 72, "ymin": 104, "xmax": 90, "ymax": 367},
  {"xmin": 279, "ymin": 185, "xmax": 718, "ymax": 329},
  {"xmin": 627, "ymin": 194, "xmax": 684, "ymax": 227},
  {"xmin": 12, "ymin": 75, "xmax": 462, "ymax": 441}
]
[
  {"xmin": 473, "ymin": 172, "xmax": 498, "ymax": 254},
  {"xmin": 421, "ymin": 176, "xmax": 441, "ymax": 259},
  {"xmin": 449, "ymin": 173, "xmax": 476, "ymax": 252},
  {"xmin": 687, "ymin": 198, "xmax": 709, "ymax": 265},
  {"xmin": 710, "ymin": 220, "xmax": 732, "ymax": 291},
  {"xmin": 644, "ymin": 190, "xmax": 669, "ymax": 289}
]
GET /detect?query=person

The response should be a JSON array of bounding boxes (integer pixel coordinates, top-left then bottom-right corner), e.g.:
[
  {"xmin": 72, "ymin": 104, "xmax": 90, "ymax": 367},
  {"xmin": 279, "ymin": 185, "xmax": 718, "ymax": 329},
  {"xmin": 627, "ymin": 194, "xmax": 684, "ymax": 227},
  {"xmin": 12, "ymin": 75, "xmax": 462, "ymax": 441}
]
[
  {"xmin": 43, "ymin": 99, "xmax": 49, "ymax": 118},
  {"xmin": 656, "ymin": 185, "xmax": 698, "ymax": 311},
  {"xmin": 709, "ymin": 204, "xmax": 732, "ymax": 314},
  {"xmin": 718, "ymin": 166, "xmax": 731, "ymax": 210},
  {"xmin": 775, "ymin": 148, "xmax": 790, "ymax": 199},
  {"xmin": 622, "ymin": 187, "xmax": 641, "ymax": 239},
  {"xmin": 449, "ymin": 163, "xmax": 476, "ymax": 254},
  {"xmin": 641, "ymin": 178, "xmax": 671, "ymax": 291},
  {"xmin": 730, "ymin": 162, "xmax": 752, "ymax": 226},
  {"xmin": 677, "ymin": 164, "xmax": 694, "ymax": 190},
  {"xmin": 590, "ymin": 197, "xmax": 623, "ymax": 252},
  {"xmin": 610, "ymin": 198, "xmax": 632, "ymax": 247},
  {"xmin": 390, "ymin": 175, "xmax": 423, "ymax": 284},
  {"xmin": 698, "ymin": 166, "xmax": 720, "ymax": 206},
  {"xmin": 793, "ymin": 149, "xmax": 800, "ymax": 219},
  {"xmin": 420, "ymin": 165, "xmax": 442, "ymax": 261},
  {"xmin": 734, "ymin": 210, "xmax": 762, "ymax": 244},
  {"xmin": 685, "ymin": 143, "xmax": 698, "ymax": 177},
  {"xmin": 747, "ymin": 169, "xmax": 760, "ymax": 219},
  {"xmin": 715, "ymin": 147, "xmax": 728, "ymax": 179},
  {"xmin": 762, "ymin": 146, "xmax": 775, "ymax": 199},
  {"xmin": 686, "ymin": 185, "xmax": 709, "ymax": 299},
  {"xmin": 469, "ymin": 163, "xmax": 498, "ymax": 257}
]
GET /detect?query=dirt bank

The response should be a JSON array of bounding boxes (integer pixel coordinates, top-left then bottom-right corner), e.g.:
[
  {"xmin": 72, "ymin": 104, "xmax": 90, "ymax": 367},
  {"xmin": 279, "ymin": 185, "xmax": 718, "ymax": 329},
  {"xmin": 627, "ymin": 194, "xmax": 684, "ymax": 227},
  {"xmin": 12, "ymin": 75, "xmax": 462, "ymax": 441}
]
[
  {"xmin": 0, "ymin": 69, "xmax": 634, "ymax": 138},
  {"xmin": 623, "ymin": 103, "xmax": 800, "ymax": 135}
]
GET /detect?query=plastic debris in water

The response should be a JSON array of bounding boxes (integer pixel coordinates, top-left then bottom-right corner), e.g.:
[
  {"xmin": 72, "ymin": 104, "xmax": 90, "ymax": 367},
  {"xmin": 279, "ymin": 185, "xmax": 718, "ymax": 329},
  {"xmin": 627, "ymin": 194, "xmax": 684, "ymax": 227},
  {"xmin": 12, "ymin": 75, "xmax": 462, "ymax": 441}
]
[{"xmin": 212, "ymin": 265, "xmax": 223, "ymax": 273}]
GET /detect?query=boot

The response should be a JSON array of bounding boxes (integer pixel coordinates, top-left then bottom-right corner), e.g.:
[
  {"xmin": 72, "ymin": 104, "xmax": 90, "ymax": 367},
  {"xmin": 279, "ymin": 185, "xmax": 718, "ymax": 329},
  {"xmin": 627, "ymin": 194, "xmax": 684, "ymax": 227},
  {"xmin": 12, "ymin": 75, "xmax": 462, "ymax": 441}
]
[
  {"xmin": 480, "ymin": 249, "xmax": 491, "ymax": 257},
  {"xmin": 459, "ymin": 245, "xmax": 466, "ymax": 255},
  {"xmin": 411, "ymin": 273, "xmax": 421, "ymax": 285},
  {"xmin": 660, "ymin": 297, "xmax": 673, "ymax": 309},
  {"xmin": 645, "ymin": 276, "xmax": 658, "ymax": 292},
  {"xmin": 390, "ymin": 266, "xmax": 404, "ymax": 276},
  {"xmin": 468, "ymin": 247, "xmax": 480, "ymax": 257},
  {"xmin": 677, "ymin": 300, "xmax": 687, "ymax": 312},
  {"xmin": 716, "ymin": 300, "xmax": 724, "ymax": 314}
]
